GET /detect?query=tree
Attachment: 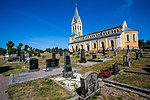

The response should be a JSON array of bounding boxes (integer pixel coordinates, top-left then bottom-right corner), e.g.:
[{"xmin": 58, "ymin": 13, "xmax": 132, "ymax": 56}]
[
  {"xmin": 146, "ymin": 39, "xmax": 150, "ymax": 45},
  {"xmin": 138, "ymin": 40, "xmax": 146, "ymax": 48},
  {"xmin": 0, "ymin": 48, "xmax": 6, "ymax": 55},
  {"xmin": 6, "ymin": 41, "xmax": 14, "ymax": 49},
  {"xmin": 24, "ymin": 45, "xmax": 29, "ymax": 52}
]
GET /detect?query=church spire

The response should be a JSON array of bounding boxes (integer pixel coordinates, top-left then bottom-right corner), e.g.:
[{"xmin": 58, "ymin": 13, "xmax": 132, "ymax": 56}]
[{"xmin": 73, "ymin": 4, "xmax": 79, "ymax": 21}]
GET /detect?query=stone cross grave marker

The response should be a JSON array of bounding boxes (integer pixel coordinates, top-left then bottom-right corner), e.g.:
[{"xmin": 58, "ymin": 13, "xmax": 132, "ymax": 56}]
[
  {"xmin": 62, "ymin": 51, "xmax": 73, "ymax": 78},
  {"xmin": 80, "ymin": 49, "xmax": 86, "ymax": 63},
  {"xmin": 127, "ymin": 45, "xmax": 130, "ymax": 53},
  {"xmin": 80, "ymin": 72, "xmax": 99, "ymax": 99},
  {"xmin": 30, "ymin": 58, "xmax": 39, "ymax": 70}
]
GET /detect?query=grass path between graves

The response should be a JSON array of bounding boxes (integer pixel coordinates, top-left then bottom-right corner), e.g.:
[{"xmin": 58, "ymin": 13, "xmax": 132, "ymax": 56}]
[
  {"xmin": 113, "ymin": 73, "xmax": 150, "ymax": 89},
  {"xmin": 8, "ymin": 78, "xmax": 72, "ymax": 100}
]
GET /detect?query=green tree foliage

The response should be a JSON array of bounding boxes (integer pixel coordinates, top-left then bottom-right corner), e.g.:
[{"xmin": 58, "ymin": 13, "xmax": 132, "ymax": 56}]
[
  {"xmin": 138, "ymin": 40, "xmax": 146, "ymax": 48},
  {"xmin": 24, "ymin": 45, "xmax": 29, "ymax": 52},
  {"xmin": 6, "ymin": 41, "xmax": 14, "ymax": 49},
  {"xmin": 0, "ymin": 48, "xmax": 6, "ymax": 55},
  {"xmin": 146, "ymin": 39, "xmax": 150, "ymax": 45}
]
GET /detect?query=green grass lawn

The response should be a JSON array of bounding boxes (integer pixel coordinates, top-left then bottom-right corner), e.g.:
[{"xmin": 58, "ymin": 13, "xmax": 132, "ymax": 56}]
[
  {"xmin": 113, "ymin": 73, "xmax": 150, "ymax": 89},
  {"xmin": 8, "ymin": 78, "xmax": 72, "ymax": 100}
]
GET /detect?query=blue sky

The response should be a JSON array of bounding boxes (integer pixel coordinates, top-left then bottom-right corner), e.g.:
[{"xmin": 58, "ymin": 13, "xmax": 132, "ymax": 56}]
[{"xmin": 0, "ymin": 0, "xmax": 150, "ymax": 50}]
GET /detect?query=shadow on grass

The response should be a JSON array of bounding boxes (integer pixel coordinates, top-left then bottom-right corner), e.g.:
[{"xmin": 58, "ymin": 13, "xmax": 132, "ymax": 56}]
[
  {"xmin": 0, "ymin": 66, "xmax": 14, "ymax": 74},
  {"xmin": 143, "ymin": 68, "xmax": 150, "ymax": 73}
]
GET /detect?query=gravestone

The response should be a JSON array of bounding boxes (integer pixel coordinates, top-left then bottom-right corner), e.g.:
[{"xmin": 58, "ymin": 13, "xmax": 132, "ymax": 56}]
[
  {"xmin": 29, "ymin": 52, "xmax": 32, "ymax": 58},
  {"xmin": 20, "ymin": 50, "xmax": 25, "ymax": 62},
  {"xmin": 80, "ymin": 49, "xmax": 86, "ymax": 63},
  {"xmin": 46, "ymin": 59, "xmax": 59, "ymax": 68},
  {"xmin": 37, "ymin": 50, "xmax": 41, "ymax": 57},
  {"xmin": 46, "ymin": 49, "xmax": 59, "ymax": 69},
  {"xmin": 92, "ymin": 54, "xmax": 97, "ymax": 59},
  {"xmin": 114, "ymin": 50, "xmax": 117, "ymax": 56},
  {"xmin": 62, "ymin": 51, "xmax": 73, "ymax": 78},
  {"xmin": 135, "ymin": 50, "xmax": 139, "ymax": 60},
  {"xmin": 127, "ymin": 45, "xmax": 130, "ymax": 53},
  {"xmin": 59, "ymin": 51, "xmax": 63, "ymax": 56},
  {"xmin": 52, "ymin": 49, "xmax": 56, "ymax": 60},
  {"xmin": 80, "ymin": 72, "xmax": 99, "ymax": 99},
  {"xmin": 102, "ymin": 43, "xmax": 106, "ymax": 56},
  {"xmin": 112, "ymin": 62, "xmax": 119, "ymax": 75},
  {"xmin": 30, "ymin": 58, "xmax": 39, "ymax": 70},
  {"xmin": 123, "ymin": 53, "xmax": 130, "ymax": 67},
  {"xmin": 139, "ymin": 49, "xmax": 143, "ymax": 57},
  {"xmin": 111, "ymin": 40, "xmax": 114, "ymax": 51}
]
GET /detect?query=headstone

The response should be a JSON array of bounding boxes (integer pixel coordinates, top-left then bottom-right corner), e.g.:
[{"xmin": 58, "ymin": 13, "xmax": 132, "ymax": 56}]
[
  {"xmin": 123, "ymin": 53, "xmax": 130, "ymax": 67},
  {"xmin": 102, "ymin": 43, "xmax": 106, "ymax": 56},
  {"xmin": 112, "ymin": 62, "xmax": 119, "ymax": 75},
  {"xmin": 46, "ymin": 59, "xmax": 59, "ymax": 68},
  {"xmin": 29, "ymin": 52, "xmax": 32, "ymax": 58},
  {"xmin": 139, "ymin": 49, "xmax": 143, "ymax": 57},
  {"xmin": 80, "ymin": 72, "xmax": 99, "ymax": 99},
  {"xmin": 135, "ymin": 50, "xmax": 139, "ymax": 60},
  {"xmin": 20, "ymin": 50, "xmax": 25, "ymax": 62},
  {"xmin": 92, "ymin": 54, "xmax": 97, "ymax": 59},
  {"xmin": 62, "ymin": 51, "xmax": 73, "ymax": 78},
  {"xmin": 114, "ymin": 51, "xmax": 117, "ymax": 56},
  {"xmin": 30, "ymin": 58, "xmax": 39, "ymax": 70},
  {"xmin": 52, "ymin": 49, "xmax": 56, "ymax": 60},
  {"xmin": 37, "ymin": 50, "xmax": 41, "ymax": 57},
  {"xmin": 80, "ymin": 49, "xmax": 86, "ymax": 63},
  {"xmin": 111, "ymin": 41, "xmax": 114, "ymax": 51},
  {"xmin": 127, "ymin": 45, "xmax": 130, "ymax": 53},
  {"xmin": 59, "ymin": 51, "xmax": 63, "ymax": 56}
]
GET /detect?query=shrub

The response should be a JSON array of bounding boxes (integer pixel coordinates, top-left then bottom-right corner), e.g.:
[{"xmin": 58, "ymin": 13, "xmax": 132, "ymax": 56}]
[{"xmin": 8, "ymin": 58, "xmax": 13, "ymax": 62}]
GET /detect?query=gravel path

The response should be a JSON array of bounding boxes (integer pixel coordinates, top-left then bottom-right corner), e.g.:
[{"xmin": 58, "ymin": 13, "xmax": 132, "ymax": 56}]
[{"xmin": 0, "ymin": 74, "xmax": 9, "ymax": 100}]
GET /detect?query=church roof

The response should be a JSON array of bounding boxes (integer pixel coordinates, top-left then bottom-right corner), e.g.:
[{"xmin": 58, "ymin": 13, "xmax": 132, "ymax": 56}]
[
  {"xmin": 73, "ymin": 7, "xmax": 80, "ymax": 20},
  {"xmin": 123, "ymin": 27, "xmax": 138, "ymax": 32}
]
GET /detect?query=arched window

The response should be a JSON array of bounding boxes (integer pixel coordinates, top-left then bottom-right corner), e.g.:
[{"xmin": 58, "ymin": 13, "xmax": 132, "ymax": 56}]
[
  {"xmin": 99, "ymin": 41, "xmax": 102, "ymax": 47},
  {"xmin": 93, "ymin": 43, "xmax": 96, "ymax": 48},
  {"xmin": 133, "ymin": 34, "xmax": 136, "ymax": 42},
  {"xmin": 126, "ymin": 34, "xmax": 130, "ymax": 42}
]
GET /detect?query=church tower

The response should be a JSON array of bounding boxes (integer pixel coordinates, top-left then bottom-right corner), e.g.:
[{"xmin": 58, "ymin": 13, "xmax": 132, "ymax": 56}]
[{"xmin": 70, "ymin": 5, "xmax": 82, "ymax": 43}]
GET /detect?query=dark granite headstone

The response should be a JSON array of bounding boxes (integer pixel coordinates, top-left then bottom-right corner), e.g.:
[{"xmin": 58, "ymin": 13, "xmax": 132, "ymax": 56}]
[
  {"xmin": 139, "ymin": 49, "xmax": 143, "ymax": 57},
  {"xmin": 80, "ymin": 72, "xmax": 99, "ymax": 99},
  {"xmin": 114, "ymin": 51, "xmax": 117, "ymax": 56},
  {"xmin": 63, "ymin": 52, "xmax": 73, "ymax": 78},
  {"xmin": 46, "ymin": 59, "xmax": 59, "ymax": 68},
  {"xmin": 111, "ymin": 40, "xmax": 114, "ymax": 51},
  {"xmin": 29, "ymin": 52, "xmax": 32, "ymax": 58},
  {"xmin": 59, "ymin": 51, "xmax": 63, "ymax": 56},
  {"xmin": 30, "ymin": 58, "xmax": 39, "ymax": 70},
  {"xmin": 112, "ymin": 62, "xmax": 118, "ymax": 75},
  {"xmin": 20, "ymin": 50, "xmax": 25, "ymax": 62},
  {"xmin": 102, "ymin": 42, "xmax": 106, "ymax": 56},
  {"xmin": 80, "ymin": 49, "xmax": 86, "ymax": 63},
  {"xmin": 127, "ymin": 45, "xmax": 130, "ymax": 53},
  {"xmin": 37, "ymin": 50, "xmax": 41, "ymax": 57},
  {"xmin": 92, "ymin": 54, "xmax": 97, "ymax": 59},
  {"xmin": 52, "ymin": 49, "xmax": 56, "ymax": 60}
]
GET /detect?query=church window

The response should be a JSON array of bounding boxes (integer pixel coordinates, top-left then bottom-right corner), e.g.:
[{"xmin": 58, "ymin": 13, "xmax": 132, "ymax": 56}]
[
  {"xmin": 126, "ymin": 34, "xmax": 130, "ymax": 42},
  {"xmin": 112, "ymin": 31, "xmax": 113, "ymax": 33},
  {"xmin": 114, "ymin": 30, "xmax": 116, "ymax": 33},
  {"xmin": 93, "ymin": 43, "xmax": 96, "ymax": 48},
  {"xmin": 133, "ymin": 34, "xmax": 136, "ymax": 42}
]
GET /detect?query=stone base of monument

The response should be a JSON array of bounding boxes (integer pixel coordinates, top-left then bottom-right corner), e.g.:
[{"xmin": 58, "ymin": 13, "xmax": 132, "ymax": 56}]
[
  {"xmin": 88, "ymin": 58, "xmax": 112, "ymax": 62},
  {"xmin": 62, "ymin": 71, "xmax": 73, "ymax": 78},
  {"xmin": 29, "ymin": 68, "xmax": 40, "ymax": 72}
]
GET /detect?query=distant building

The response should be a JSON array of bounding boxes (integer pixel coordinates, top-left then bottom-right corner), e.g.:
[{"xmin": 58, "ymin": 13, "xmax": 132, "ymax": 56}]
[{"xmin": 69, "ymin": 6, "xmax": 138, "ymax": 52}]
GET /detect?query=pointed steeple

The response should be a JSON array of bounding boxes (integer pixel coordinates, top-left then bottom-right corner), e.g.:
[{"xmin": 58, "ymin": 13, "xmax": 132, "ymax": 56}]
[{"xmin": 73, "ymin": 6, "xmax": 79, "ymax": 20}]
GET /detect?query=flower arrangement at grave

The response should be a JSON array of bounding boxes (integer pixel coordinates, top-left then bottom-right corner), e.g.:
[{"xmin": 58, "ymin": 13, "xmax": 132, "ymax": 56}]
[{"xmin": 98, "ymin": 66, "xmax": 112, "ymax": 78}]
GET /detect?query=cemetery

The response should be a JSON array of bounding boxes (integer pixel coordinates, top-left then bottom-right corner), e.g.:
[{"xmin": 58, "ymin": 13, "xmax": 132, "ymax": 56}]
[
  {"xmin": 0, "ymin": 47, "xmax": 150, "ymax": 100},
  {"xmin": 0, "ymin": 1, "xmax": 150, "ymax": 100}
]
